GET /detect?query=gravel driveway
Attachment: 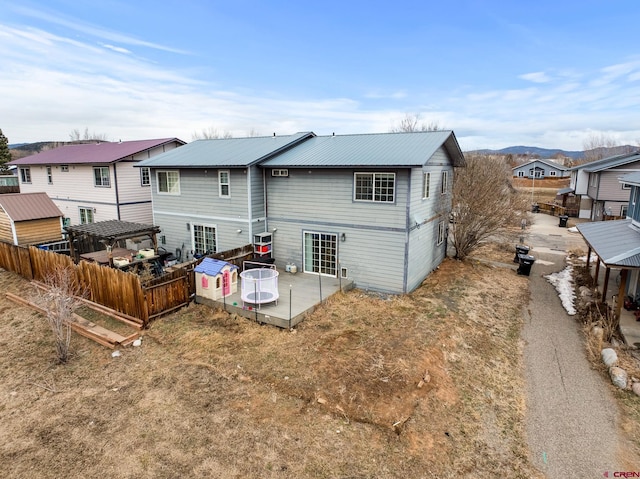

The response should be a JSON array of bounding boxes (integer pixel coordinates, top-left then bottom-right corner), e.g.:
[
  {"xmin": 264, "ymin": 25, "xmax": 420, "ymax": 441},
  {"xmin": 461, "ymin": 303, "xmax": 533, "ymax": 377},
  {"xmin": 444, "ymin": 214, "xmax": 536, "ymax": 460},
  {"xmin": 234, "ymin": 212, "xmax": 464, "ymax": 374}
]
[{"xmin": 522, "ymin": 214, "xmax": 629, "ymax": 477}]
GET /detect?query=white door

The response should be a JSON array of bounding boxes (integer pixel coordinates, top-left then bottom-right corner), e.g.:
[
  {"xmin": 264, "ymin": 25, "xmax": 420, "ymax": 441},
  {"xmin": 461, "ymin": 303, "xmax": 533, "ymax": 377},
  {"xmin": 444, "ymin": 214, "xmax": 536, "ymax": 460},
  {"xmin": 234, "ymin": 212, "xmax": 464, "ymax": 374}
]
[{"xmin": 303, "ymin": 231, "xmax": 337, "ymax": 276}]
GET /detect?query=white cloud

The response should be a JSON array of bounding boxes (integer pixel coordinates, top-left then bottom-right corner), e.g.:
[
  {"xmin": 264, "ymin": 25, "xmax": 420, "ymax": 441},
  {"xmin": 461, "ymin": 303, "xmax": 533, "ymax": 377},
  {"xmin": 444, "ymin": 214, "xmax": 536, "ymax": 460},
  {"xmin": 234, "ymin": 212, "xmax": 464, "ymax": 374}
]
[{"xmin": 519, "ymin": 71, "xmax": 551, "ymax": 83}]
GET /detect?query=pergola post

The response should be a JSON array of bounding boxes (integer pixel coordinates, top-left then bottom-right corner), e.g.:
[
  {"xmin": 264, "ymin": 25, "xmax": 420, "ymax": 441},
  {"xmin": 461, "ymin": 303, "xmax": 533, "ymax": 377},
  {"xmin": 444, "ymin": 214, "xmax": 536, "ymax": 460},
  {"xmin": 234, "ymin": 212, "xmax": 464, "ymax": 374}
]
[
  {"xmin": 616, "ymin": 269, "xmax": 628, "ymax": 319},
  {"xmin": 602, "ymin": 267, "xmax": 610, "ymax": 303}
]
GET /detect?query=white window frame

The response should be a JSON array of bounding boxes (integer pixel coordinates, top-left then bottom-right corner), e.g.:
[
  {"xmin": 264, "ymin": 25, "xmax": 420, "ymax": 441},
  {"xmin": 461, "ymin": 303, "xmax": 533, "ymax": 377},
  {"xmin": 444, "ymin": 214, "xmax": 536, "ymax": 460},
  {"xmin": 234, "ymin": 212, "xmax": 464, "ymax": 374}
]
[
  {"xmin": 423, "ymin": 172, "xmax": 430, "ymax": 199},
  {"xmin": 589, "ymin": 173, "xmax": 598, "ymax": 187},
  {"xmin": 46, "ymin": 166, "xmax": 53, "ymax": 185},
  {"xmin": 517, "ymin": 171, "xmax": 524, "ymax": 177},
  {"xmin": 303, "ymin": 231, "xmax": 338, "ymax": 276},
  {"xmin": 354, "ymin": 172, "xmax": 395, "ymax": 203},
  {"xmin": 271, "ymin": 169, "xmax": 289, "ymax": 177},
  {"xmin": 192, "ymin": 223, "xmax": 217, "ymax": 255},
  {"xmin": 79, "ymin": 206, "xmax": 94, "ymax": 224},
  {"xmin": 549, "ymin": 170, "xmax": 557, "ymax": 177},
  {"xmin": 157, "ymin": 170, "xmax": 180, "ymax": 195},
  {"xmin": 19, "ymin": 167, "xmax": 31, "ymax": 184},
  {"xmin": 437, "ymin": 221, "xmax": 446, "ymax": 245},
  {"xmin": 622, "ymin": 183, "xmax": 631, "ymax": 190},
  {"xmin": 218, "ymin": 170, "xmax": 230, "ymax": 197},
  {"xmin": 93, "ymin": 166, "xmax": 111, "ymax": 187},
  {"xmin": 61, "ymin": 165, "xmax": 69, "ymax": 172},
  {"xmin": 140, "ymin": 167, "xmax": 150, "ymax": 186},
  {"xmin": 441, "ymin": 171, "xmax": 448, "ymax": 195}
]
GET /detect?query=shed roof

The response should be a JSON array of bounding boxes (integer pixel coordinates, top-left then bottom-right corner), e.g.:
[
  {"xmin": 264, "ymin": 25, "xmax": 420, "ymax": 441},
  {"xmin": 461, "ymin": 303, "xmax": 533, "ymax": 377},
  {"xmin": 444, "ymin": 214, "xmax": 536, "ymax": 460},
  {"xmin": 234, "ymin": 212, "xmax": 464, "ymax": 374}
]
[
  {"xmin": 136, "ymin": 132, "xmax": 315, "ymax": 168},
  {"xmin": 0, "ymin": 192, "xmax": 62, "ymax": 221},
  {"xmin": 9, "ymin": 138, "xmax": 185, "ymax": 166},
  {"xmin": 261, "ymin": 130, "xmax": 466, "ymax": 168},
  {"xmin": 65, "ymin": 220, "xmax": 160, "ymax": 243},
  {"xmin": 577, "ymin": 219, "xmax": 640, "ymax": 268},
  {"xmin": 619, "ymin": 171, "xmax": 640, "ymax": 186}
]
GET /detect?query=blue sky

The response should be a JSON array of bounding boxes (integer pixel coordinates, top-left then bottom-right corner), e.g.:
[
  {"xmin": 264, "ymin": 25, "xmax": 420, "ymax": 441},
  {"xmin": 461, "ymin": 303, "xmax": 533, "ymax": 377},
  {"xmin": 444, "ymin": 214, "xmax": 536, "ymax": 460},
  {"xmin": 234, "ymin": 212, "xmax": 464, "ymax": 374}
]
[{"xmin": 1, "ymin": 0, "xmax": 640, "ymax": 150}]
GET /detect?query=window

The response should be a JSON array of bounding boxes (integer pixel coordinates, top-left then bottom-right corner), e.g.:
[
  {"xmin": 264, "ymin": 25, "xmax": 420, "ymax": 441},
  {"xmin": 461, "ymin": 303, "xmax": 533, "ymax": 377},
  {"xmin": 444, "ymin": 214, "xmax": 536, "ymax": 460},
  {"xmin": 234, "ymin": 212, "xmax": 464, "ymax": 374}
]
[
  {"xmin": 437, "ymin": 221, "xmax": 446, "ymax": 245},
  {"xmin": 354, "ymin": 172, "xmax": 395, "ymax": 202},
  {"xmin": 19, "ymin": 167, "xmax": 31, "ymax": 184},
  {"xmin": 441, "ymin": 171, "xmax": 448, "ymax": 195},
  {"xmin": 192, "ymin": 224, "xmax": 217, "ymax": 255},
  {"xmin": 219, "ymin": 170, "xmax": 230, "ymax": 197},
  {"xmin": 140, "ymin": 167, "xmax": 150, "ymax": 186},
  {"xmin": 272, "ymin": 169, "xmax": 289, "ymax": 177},
  {"xmin": 79, "ymin": 207, "xmax": 94, "ymax": 224},
  {"xmin": 157, "ymin": 170, "xmax": 180, "ymax": 195},
  {"xmin": 518, "ymin": 171, "xmax": 524, "ymax": 177},
  {"xmin": 589, "ymin": 173, "xmax": 598, "ymax": 187},
  {"xmin": 93, "ymin": 166, "xmax": 110, "ymax": 187},
  {"xmin": 622, "ymin": 183, "xmax": 631, "ymax": 190},
  {"xmin": 422, "ymin": 172, "xmax": 430, "ymax": 199},
  {"xmin": 61, "ymin": 165, "xmax": 69, "ymax": 172},
  {"xmin": 621, "ymin": 205, "xmax": 629, "ymax": 217},
  {"xmin": 46, "ymin": 166, "xmax": 53, "ymax": 185},
  {"xmin": 549, "ymin": 171, "xmax": 557, "ymax": 177}
]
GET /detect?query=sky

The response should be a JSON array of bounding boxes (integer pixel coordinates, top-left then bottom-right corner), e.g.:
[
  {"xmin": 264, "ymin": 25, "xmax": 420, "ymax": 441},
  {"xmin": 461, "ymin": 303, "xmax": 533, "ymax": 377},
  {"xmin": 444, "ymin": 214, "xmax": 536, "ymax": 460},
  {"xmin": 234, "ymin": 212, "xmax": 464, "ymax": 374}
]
[{"xmin": 1, "ymin": 0, "xmax": 640, "ymax": 151}]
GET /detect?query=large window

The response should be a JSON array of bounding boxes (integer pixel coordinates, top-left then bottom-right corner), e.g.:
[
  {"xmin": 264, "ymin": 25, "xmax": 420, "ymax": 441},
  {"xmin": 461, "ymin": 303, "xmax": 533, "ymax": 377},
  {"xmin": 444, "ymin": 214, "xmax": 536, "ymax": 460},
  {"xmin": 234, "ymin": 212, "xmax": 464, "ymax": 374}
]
[
  {"xmin": 19, "ymin": 167, "xmax": 31, "ymax": 184},
  {"xmin": 354, "ymin": 172, "xmax": 395, "ymax": 202},
  {"xmin": 423, "ymin": 172, "xmax": 430, "ymax": 199},
  {"xmin": 192, "ymin": 224, "xmax": 217, "ymax": 255},
  {"xmin": 140, "ymin": 167, "xmax": 150, "ymax": 186},
  {"xmin": 93, "ymin": 166, "xmax": 110, "ymax": 187},
  {"xmin": 219, "ymin": 170, "xmax": 230, "ymax": 197},
  {"xmin": 157, "ymin": 170, "xmax": 180, "ymax": 195},
  {"xmin": 79, "ymin": 207, "xmax": 94, "ymax": 224}
]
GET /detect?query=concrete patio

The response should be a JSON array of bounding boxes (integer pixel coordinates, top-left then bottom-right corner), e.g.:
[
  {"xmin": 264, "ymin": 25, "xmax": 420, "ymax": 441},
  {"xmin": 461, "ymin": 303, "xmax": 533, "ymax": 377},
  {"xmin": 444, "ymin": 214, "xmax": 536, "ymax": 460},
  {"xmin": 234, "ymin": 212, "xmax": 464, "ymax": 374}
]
[{"xmin": 195, "ymin": 269, "xmax": 354, "ymax": 328}]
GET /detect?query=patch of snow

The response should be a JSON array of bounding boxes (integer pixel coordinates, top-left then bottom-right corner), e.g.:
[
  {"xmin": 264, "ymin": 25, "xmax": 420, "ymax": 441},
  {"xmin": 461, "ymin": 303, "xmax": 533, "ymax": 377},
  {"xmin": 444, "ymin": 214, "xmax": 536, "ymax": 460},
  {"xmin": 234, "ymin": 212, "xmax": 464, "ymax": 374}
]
[{"xmin": 545, "ymin": 266, "xmax": 577, "ymax": 315}]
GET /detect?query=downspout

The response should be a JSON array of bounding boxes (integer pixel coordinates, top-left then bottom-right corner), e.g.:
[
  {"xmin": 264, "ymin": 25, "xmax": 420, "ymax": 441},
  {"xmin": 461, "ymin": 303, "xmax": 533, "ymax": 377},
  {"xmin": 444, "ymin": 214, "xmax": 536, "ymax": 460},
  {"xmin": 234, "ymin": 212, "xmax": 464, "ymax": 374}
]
[
  {"xmin": 113, "ymin": 163, "xmax": 121, "ymax": 220},
  {"xmin": 403, "ymin": 169, "xmax": 411, "ymax": 293},
  {"xmin": 247, "ymin": 166, "xmax": 253, "ymax": 240}
]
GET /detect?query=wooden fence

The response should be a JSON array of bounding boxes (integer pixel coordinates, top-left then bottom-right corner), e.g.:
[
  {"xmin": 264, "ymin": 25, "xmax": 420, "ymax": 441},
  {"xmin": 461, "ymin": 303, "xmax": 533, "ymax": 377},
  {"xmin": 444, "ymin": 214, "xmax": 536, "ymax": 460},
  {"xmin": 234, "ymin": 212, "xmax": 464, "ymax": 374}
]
[{"xmin": 0, "ymin": 242, "xmax": 190, "ymax": 327}]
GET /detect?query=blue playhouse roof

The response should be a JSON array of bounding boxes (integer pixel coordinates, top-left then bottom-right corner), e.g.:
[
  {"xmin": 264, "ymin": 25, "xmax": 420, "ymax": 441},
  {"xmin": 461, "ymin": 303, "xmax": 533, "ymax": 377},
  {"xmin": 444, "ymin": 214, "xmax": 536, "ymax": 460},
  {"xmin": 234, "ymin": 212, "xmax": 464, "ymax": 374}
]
[{"xmin": 194, "ymin": 258, "xmax": 238, "ymax": 276}]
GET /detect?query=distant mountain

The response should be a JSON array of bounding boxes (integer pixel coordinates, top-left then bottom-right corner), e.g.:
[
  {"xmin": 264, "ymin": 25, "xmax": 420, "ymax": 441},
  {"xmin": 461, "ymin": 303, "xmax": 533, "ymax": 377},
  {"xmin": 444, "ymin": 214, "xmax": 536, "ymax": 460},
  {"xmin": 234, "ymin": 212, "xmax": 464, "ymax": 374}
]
[
  {"xmin": 468, "ymin": 145, "xmax": 638, "ymax": 160},
  {"xmin": 468, "ymin": 146, "xmax": 585, "ymax": 160}
]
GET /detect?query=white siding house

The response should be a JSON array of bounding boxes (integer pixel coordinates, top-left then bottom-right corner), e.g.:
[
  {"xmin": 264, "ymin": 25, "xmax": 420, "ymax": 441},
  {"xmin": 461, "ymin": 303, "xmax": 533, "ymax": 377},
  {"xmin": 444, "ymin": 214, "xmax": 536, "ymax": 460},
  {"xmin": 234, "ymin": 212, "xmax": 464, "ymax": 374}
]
[
  {"xmin": 9, "ymin": 139, "xmax": 185, "ymax": 226},
  {"xmin": 139, "ymin": 131, "xmax": 465, "ymax": 294}
]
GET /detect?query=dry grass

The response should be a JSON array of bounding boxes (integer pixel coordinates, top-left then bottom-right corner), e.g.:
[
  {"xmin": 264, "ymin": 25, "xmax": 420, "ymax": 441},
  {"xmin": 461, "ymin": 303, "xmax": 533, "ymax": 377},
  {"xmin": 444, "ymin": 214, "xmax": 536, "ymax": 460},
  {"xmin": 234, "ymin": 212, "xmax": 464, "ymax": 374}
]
[
  {"xmin": 512, "ymin": 177, "xmax": 570, "ymax": 204},
  {"xmin": 0, "ymin": 260, "xmax": 542, "ymax": 478}
]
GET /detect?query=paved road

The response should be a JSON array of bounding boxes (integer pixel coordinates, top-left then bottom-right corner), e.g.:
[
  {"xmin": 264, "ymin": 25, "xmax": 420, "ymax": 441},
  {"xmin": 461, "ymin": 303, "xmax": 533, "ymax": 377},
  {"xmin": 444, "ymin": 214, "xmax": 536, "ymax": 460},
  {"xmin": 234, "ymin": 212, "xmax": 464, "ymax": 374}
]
[{"xmin": 522, "ymin": 214, "xmax": 628, "ymax": 477}]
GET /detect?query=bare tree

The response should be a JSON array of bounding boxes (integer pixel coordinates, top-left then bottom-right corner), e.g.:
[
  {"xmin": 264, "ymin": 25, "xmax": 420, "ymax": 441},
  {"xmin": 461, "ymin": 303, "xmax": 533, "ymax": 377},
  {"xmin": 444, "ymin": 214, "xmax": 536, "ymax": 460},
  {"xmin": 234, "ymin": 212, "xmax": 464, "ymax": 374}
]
[
  {"xmin": 192, "ymin": 127, "xmax": 233, "ymax": 140},
  {"xmin": 390, "ymin": 113, "xmax": 442, "ymax": 133},
  {"xmin": 36, "ymin": 265, "xmax": 87, "ymax": 363},
  {"xmin": 69, "ymin": 127, "xmax": 109, "ymax": 142},
  {"xmin": 450, "ymin": 154, "xmax": 529, "ymax": 260}
]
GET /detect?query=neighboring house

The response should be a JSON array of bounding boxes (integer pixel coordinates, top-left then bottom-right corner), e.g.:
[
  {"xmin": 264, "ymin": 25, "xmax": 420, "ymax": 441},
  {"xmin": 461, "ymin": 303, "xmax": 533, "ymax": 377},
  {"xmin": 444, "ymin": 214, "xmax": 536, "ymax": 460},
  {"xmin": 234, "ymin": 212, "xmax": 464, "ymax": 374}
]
[
  {"xmin": 512, "ymin": 159, "xmax": 569, "ymax": 179},
  {"xmin": 9, "ymin": 139, "xmax": 185, "ymax": 226},
  {"xmin": 0, "ymin": 192, "xmax": 63, "ymax": 246},
  {"xmin": 567, "ymin": 151, "xmax": 640, "ymax": 220},
  {"xmin": 138, "ymin": 130, "xmax": 466, "ymax": 294},
  {"xmin": 577, "ymin": 171, "xmax": 640, "ymax": 322}
]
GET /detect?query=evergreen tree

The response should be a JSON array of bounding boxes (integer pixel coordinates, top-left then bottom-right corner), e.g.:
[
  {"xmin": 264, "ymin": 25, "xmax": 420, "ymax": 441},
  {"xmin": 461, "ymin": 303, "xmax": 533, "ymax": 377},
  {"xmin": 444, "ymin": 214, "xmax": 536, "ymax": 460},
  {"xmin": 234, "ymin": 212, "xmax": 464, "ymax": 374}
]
[{"xmin": 0, "ymin": 129, "xmax": 10, "ymax": 173}]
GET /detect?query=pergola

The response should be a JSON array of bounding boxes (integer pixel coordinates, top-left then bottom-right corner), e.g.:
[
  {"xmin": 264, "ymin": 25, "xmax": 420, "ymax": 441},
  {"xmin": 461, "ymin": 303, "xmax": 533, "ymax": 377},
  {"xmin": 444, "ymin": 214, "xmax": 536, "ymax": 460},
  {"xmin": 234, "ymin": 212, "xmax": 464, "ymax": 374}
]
[{"xmin": 65, "ymin": 220, "xmax": 161, "ymax": 266}]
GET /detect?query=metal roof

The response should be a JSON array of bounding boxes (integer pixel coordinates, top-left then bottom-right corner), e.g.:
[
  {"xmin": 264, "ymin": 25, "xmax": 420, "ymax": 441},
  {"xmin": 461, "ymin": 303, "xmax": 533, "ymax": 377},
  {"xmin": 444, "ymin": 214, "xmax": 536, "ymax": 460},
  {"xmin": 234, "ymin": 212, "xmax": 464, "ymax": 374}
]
[
  {"xmin": 9, "ymin": 138, "xmax": 185, "ymax": 166},
  {"xmin": 512, "ymin": 159, "xmax": 568, "ymax": 171},
  {"xmin": 619, "ymin": 171, "xmax": 640, "ymax": 186},
  {"xmin": 569, "ymin": 151, "xmax": 640, "ymax": 172},
  {"xmin": 136, "ymin": 132, "xmax": 315, "ymax": 168},
  {"xmin": 0, "ymin": 192, "xmax": 62, "ymax": 221},
  {"xmin": 557, "ymin": 187, "xmax": 574, "ymax": 195},
  {"xmin": 261, "ymin": 130, "xmax": 466, "ymax": 168},
  {"xmin": 577, "ymin": 219, "xmax": 640, "ymax": 267}
]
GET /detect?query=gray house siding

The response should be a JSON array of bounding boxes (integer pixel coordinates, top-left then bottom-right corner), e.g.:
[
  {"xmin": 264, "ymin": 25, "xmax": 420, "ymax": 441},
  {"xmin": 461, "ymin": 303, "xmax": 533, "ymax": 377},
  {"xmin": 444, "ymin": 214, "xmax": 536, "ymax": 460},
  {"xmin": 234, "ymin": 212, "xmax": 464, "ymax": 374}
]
[
  {"xmin": 151, "ymin": 168, "xmax": 254, "ymax": 261},
  {"xmin": 512, "ymin": 160, "xmax": 567, "ymax": 179},
  {"xmin": 266, "ymin": 167, "xmax": 412, "ymax": 293}
]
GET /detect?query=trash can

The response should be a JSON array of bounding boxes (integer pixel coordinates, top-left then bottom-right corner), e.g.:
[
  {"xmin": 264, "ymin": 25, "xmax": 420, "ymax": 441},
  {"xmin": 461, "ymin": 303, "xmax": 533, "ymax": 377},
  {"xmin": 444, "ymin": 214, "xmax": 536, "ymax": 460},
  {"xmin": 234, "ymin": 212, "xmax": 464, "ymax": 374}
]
[
  {"xmin": 559, "ymin": 215, "xmax": 569, "ymax": 227},
  {"xmin": 532, "ymin": 204, "xmax": 540, "ymax": 213},
  {"xmin": 514, "ymin": 245, "xmax": 530, "ymax": 263},
  {"xmin": 517, "ymin": 254, "xmax": 535, "ymax": 276}
]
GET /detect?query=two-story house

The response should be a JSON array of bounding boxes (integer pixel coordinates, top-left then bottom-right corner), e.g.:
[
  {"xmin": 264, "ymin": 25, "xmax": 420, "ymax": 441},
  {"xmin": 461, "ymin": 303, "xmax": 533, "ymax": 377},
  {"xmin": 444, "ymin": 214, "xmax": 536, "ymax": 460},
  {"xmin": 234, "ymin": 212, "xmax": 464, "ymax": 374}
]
[
  {"xmin": 137, "ymin": 130, "xmax": 465, "ymax": 294},
  {"xmin": 9, "ymin": 138, "xmax": 185, "ymax": 226},
  {"xmin": 567, "ymin": 151, "xmax": 640, "ymax": 219}
]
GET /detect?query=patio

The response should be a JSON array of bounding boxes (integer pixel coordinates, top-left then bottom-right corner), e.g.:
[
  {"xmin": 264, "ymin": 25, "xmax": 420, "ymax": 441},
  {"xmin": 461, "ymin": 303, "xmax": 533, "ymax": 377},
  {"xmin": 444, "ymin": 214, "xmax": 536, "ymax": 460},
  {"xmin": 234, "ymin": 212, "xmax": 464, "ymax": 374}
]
[{"xmin": 195, "ymin": 269, "xmax": 354, "ymax": 328}]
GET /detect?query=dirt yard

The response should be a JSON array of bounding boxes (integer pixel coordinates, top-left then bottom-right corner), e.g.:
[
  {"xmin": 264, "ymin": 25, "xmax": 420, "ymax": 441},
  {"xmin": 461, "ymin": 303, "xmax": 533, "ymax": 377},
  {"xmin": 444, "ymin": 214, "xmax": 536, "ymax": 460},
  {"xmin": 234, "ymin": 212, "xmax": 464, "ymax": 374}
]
[
  {"xmin": 512, "ymin": 177, "xmax": 570, "ymax": 205},
  {"xmin": 0, "ymin": 253, "xmax": 553, "ymax": 478}
]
